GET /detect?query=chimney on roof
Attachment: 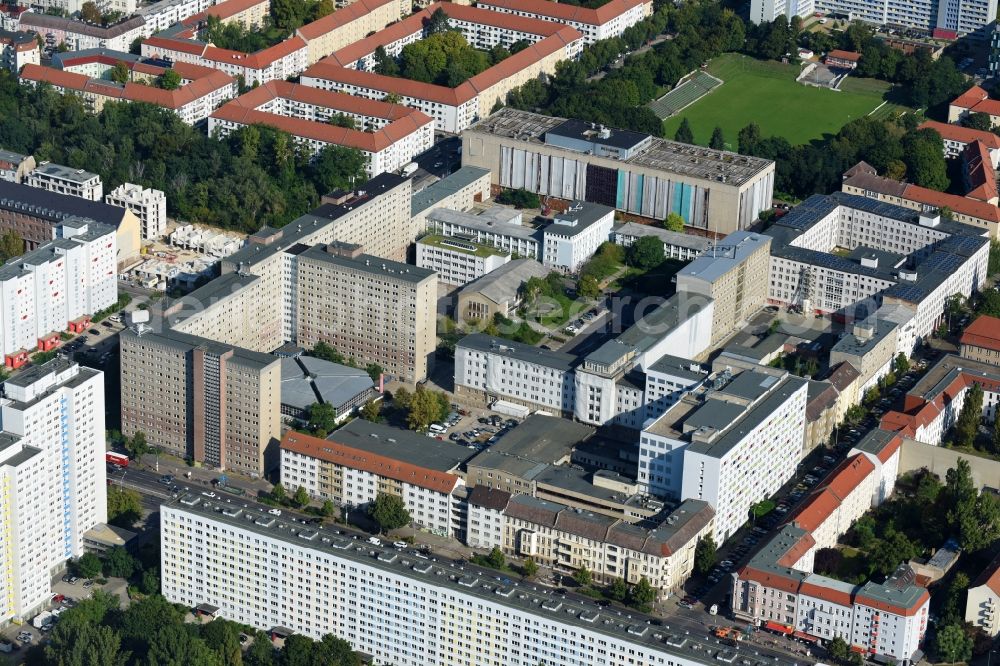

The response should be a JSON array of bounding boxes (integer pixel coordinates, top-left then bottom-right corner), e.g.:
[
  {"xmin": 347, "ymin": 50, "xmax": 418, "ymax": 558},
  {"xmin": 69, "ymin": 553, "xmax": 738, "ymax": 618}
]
[{"xmin": 325, "ymin": 241, "xmax": 363, "ymax": 258}]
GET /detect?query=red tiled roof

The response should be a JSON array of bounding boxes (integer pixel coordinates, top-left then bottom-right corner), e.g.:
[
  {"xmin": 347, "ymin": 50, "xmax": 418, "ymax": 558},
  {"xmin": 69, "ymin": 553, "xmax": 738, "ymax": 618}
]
[
  {"xmin": 950, "ymin": 85, "xmax": 989, "ymax": 109},
  {"xmin": 143, "ymin": 35, "xmax": 206, "ymax": 56},
  {"xmin": 824, "ymin": 455, "xmax": 876, "ymax": 500},
  {"xmin": 210, "ymin": 80, "xmax": 431, "ymax": 151},
  {"xmin": 305, "ymin": 26, "xmax": 578, "ymax": 105},
  {"xmin": 206, "ymin": 0, "xmax": 268, "ymax": 21},
  {"xmin": 902, "ymin": 183, "xmax": 1000, "ymax": 223},
  {"xmin": 776, "ymin": 531, "xmax": 816, "ymax": 568},
  {"xmin": 297, "ymin": 0, "xmax": 397, "ymax": 40},
  {"xmin": 800, "ymin": 580, "xmax": 853, "ymax": 607},
  {"xmin": 971, "ymin": 550, "xmax": 1000, "ymax": 597},
  {"xmin": 963, "ymin": 140, "xmax": 998, "ymax": 202},
  {"xmin": 739, "ymin": 566, "xmax": 803, "ymax": 594},
  {"xmin": 919, "ymin": 120, "xmax": 1000, "ymax": 150},
  {"xmin": 478, "ymin": 0, "xmax": 651, "ymax": 27},
  {"xmin": 20, "ymin": 64, "xmax": 90, "ymax": 89},
  {"xmin": 202, "ymin": 35, "xmax": 307, "ymax": 70},
  {"xmin": 827, "ymin": 49, "xmax": 861, "ymax": 62},
  {"xmin": 961, "ymin": 315, "xmax": 1000, "ymax": 351},
  {"xmin": 280, "ymin": 430, "xmax": 460, "ymax": 494},
  {"xmin": 790, "ymin": 489, "xmax": 840, "ymax": 533}
]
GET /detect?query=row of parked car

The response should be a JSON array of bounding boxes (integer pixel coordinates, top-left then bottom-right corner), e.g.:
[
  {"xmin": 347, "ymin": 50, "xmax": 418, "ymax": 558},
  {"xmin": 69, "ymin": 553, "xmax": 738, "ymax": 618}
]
[{"xmin": 563, "ymin": 309, "xmax": 602, "ymax": 336}]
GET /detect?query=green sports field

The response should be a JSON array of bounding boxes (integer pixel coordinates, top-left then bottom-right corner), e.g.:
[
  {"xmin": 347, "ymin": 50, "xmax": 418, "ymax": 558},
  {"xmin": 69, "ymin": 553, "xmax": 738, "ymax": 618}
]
[{"xmin": 661, "ymin": 54, "xmax": 905, "ymax": 148}]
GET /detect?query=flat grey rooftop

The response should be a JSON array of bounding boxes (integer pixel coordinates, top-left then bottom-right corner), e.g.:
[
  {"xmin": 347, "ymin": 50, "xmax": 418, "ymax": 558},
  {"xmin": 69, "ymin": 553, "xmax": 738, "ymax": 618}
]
[
  {"xmin": 120, "ymin": 325, "xmax": 276, "ymax": 370},
  {"xmin": 545, "ymin": 202, "xmax": 613, "ymax": 238},
  {"xmin": 612, "ymin": 222, "xmax": 710, "ymax": 251},
  {"xmin": 458, "ymin": 259, "xmax": 549, "ymax": 304},
  {"xmin": 0, "ymin": 180, "xmax": 127, "ymax": 228},
  {"xmin": 410, "ymin": 166, "xmax": 490, "ymax": 217},
  {"xmin": 166, "ymin": 494, "xmax": 797, "ymax": 666},
  {"xmin": 458, "ymin": 333, "xmax": 579, "ymax": 372},
  {"xmin": 298, "ymin": 245, "xmax": 435, "ymax": 284},
  {"xmin": 31, "ymin": 162, "xmax": 99, "ymax": 184},
  {"xmin": 427, "ymin": 207, "xmax": 542, "ymax": 241},
  {"xmin": 831, "ymin": 318, "xmax": 898, "ymax": 358},
  {"xmin": 615, "ymin": 293, "xmax": 713, "ymax": 354},
  {"xmin": 468, "ymin": 415, "xmax": 593, "ymax": 478},
  {"xmin": 676, "ymin": 231, "xmax": 771, "ymax": 285},
  {"xmin": 325, "ymin": 419, "xmax": 473, "ymax": 473},
  {"xmin": 647, "ymin": 354, "xmax": 706, "ymax": 381},
  {"xmin": 468, "ymin": 108, "xmax": 774, "ymax": 187}
]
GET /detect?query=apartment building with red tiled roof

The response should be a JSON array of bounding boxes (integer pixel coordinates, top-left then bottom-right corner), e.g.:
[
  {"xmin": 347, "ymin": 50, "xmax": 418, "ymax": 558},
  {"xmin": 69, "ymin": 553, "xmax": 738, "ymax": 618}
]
[
  {"xmin": 961, "ymin": 315, "xmax": 1000, "ymax": 366},
  {"xmin": 280, "ymin": 421, "xmax": 467, "ymax": 537},
  {"xmin": 949, "ymin": 85, "xmax": 1000, "ymax": 128},
  {"xmin": 209, "ymin": 81, "xmax": 434, "ymax": 177},
  {"xmin": 19, "ymin": 61, "xmax": 235, "ymax": 123},
  {"xmin": 476, "ymin": 0, "xmax": 651, "ymax": 44},
  {"xmin": 731, "ymin": 427, "xmax": 926, "ymax": 663}
]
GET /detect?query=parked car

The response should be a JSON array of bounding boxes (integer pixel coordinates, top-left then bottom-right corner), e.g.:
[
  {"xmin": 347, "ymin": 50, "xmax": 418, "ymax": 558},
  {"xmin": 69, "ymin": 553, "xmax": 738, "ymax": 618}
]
[{"xmin": 268, "ymin": 509, "xmax": 281, "ymax": 516}]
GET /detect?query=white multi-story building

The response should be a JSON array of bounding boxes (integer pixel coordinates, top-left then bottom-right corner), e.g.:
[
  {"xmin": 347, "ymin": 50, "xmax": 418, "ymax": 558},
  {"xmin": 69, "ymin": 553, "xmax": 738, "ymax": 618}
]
[
  {"xmin": 611, "ymin": 222, "xmax": 709, "ymax": 262},
  {"xmin": 25, "ymin": 162, "xmax": 102, "ymax": 201},
  {"xmin": 280, "ymin": 422, "xmax": 467, "ymax": 537},
  {"xmin": 749, "ymin": 0, "xmax": 815, "ymax": 24},
  {"xmin": 477, "ymin": 0, "xmax": 652, "ymax": 44},
  {"xmin": 765, "ymin": 193, "xmax": 989, "ymax": 337},
  {"xmin": 813, "ymin": 0, "xmax": 997, "ymax": 39},
  {"xmin": 642, "ymin": 354, "xmax": 709, "ymax": 423},
  {"xmin": 105, "ymin": 183, "xmax": 167, "ymax": 241},
  {"xmin": 161, "ymin": 494, "xmax": 801, "ymax": 666},
  {"xmin": 966, "ymin": 555, "xmax": 1000, "ymax": 637},
  {"xmin": 640, "ymin": 368, "xmax": 808, "ymax": 541},
  {"xmin": 542, "ymin": 202, "xmax": 614, "ymax": 273},
  {"xmin": 136, "ymin": 0, "xmax": 214, "ymax": 35},
  {"xmin": 415, "ymin": 234, "xmax": 511, "ymax": 286},
  {"xmin": 0, "ymin": 29, "xmax": 38, "ymax": 73},
  {"xmin": 0, "ymin": 359, "xmax": 106, "ymax": 624},
  {"xmin": 0, "ymin": 219, "xmax": 117, "ymax": 364},
  {"xmin": 209, "ymin": 81, "xmax": 434, "ymax": 178},
  {"xmin": 425, "ymin": 207, "xmax": 542, "ymax": 260}
]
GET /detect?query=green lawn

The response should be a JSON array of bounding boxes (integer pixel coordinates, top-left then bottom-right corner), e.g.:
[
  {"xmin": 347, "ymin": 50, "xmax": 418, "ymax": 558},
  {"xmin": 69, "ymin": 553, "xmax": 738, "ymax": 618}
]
[{"xmin": 662, "ymin": 54, "xmax": 900, "ymax": 147}]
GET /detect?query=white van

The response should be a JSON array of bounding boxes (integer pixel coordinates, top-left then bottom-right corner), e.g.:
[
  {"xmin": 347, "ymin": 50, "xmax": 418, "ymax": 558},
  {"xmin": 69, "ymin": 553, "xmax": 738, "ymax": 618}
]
[
  {"xmin": 368, "ymin": 537, "xmax": 382, "ymax": 546},
  {"xmin": 429, "ymin": 423, "xmax": 446, "ymax": 434}
]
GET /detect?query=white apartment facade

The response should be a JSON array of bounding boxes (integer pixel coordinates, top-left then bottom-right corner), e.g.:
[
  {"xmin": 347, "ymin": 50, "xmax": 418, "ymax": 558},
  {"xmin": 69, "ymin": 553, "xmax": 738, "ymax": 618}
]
[
  {"xmin": 279, "ymin": 426, "xmax": 466, "ymax": 538},
  {"xmin": 749, "ymin": 0, "xmax": 815, "ymax": 23},
  {"xmin": 611, "ymin": 222, "xmax": 709, "ymax": 262},
  {"xmin": 415, "ymin": 235, "xmax": 511, "ymax": 286},
  {"xmin": 476, "ymin": 0, "xmax": 652, "ymax": 44},
  {"xmin": 425, "ymin": 207, "xmax": 542, "ymax": 260},
  {"xmin": 25, "ymin": 162, "xmax": 103, "ymax": 201},
  {"xmin": 455, "ymin": 334, "xmax": 578, "ymax": 417},
  {"xmin": 0, "ymin": 29, "xmax": 39, "ymax": 74},
  {"xmin": 0, "ymin": 220, "xmax": 117, "ymax": 361},
  {"xmin": 0, "ymin": 360, "xmax": 106, "ymax": 623},
  {"xmin": 161, "ymin": 496, "xmax": 783, "ymax": 666},
  {"xmin": 542, "ymin": 203, "xmax": 614, "ymax": 273},
  {"xmin": 105, "ymin": 183, "xmax": 167, "ymax": 241}
]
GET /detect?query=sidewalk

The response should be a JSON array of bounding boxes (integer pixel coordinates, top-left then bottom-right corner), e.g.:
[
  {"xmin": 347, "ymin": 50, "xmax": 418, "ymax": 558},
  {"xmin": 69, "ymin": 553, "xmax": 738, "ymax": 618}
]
[{"xmin": 135, "ymin": 451, "xmax": 274, "ymax": 497}]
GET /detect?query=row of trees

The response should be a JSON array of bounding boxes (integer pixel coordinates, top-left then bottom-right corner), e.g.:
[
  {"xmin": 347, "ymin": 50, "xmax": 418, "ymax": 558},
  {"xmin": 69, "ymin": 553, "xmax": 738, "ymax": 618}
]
[
  {"xmin": 951, "ymin": 380, "xmax": 1000, "ymax": 455},
  {"xmin": 309, "ymin": 342, "xmax": 383, "ymax": 382},
  {"xmin": 737, "ymin": 115, "xmax": 950, "ymax": 200},
  {"xmin": 0, "ymin": 73, "xmax": 367, "ymax": 232},
  {"xmin": 374, "ymin": 30, "xmax": 511, "ymax": 88},
  {"xmin": 32, "ymin": 590, "xmax": 359, "ymax": 666},
  {"xmin": 392, "ymin": 385, "xmax": 451, "ymax": 431}
]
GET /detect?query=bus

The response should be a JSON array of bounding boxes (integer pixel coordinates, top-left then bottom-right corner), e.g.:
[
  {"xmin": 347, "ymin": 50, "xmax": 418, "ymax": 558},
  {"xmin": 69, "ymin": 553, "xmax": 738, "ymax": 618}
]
[{"xmin": 105, "ymin": 452, "xmax": 129, "ymax": 467}]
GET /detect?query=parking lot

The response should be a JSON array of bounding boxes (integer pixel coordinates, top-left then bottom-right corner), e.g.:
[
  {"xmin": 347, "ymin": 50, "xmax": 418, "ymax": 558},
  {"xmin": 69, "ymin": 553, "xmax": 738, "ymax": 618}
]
[{"xmin": 431, "ymin": 407, "xmax": 522, "ymax": 453}]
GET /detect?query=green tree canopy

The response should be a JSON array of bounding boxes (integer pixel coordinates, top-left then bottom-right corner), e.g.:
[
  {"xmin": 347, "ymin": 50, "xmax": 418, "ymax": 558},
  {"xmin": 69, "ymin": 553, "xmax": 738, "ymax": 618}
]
[
  {"xmin": 293, "ymin": 486, "xmax": 310, "ymax": 508},
  {"xmin": 694, "ymin": 535, "xmax": 717, "ymax": 575},
  {"xmin": 107, "ymin": 486, "xmax": 142, "ymax": 529},
  {"xmin": 674, "ymin": 117, "xmax": 694, "ymax": 144},
  {"xmin": 76, "ymin": 552, "xmax": 102, "ymax": 578},
  {"xmin": 103, "ymin": 545, "xmax": 137, "ymax": 579},
  {"xmin": 709, "ymin": 126, "xmax": 726, "ymax": 151},
  {"xmin": 664, "ymin": 212, "xmax": 685, "ymax": 232},
  {"xmin": 954, "ymin": 382, "xmax": 983, "ymax": 447},
  {"xmin": 0, "ymin": 229, "xmax": 23, "ymax": 261},
  {"xmin": 369, "ymin": 492, "xmax": 410, "ymax": 532},
  {"xmin": 159, "ymin": 68, "xmax": 181, "ymax": 90},
  {"xmin": 933, "ymin": 623, "xmax": 972, "ymax": 663},
  {"xmin": 627, "ymin": 235, "xmax": 664, "ymax": 269},
  {"xmin": 360, "ymin": 399, "xmax": 382, "ymax": 423},
  {"xmin": 307, "ymin": 402, "xmax": 338, "ymax": 438}
]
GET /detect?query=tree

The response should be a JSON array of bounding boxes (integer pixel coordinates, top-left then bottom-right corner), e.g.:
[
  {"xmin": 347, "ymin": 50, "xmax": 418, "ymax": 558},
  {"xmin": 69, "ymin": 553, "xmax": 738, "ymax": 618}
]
[
  {"xmin": 954, "ymin": 382, "xmax": 983, "ymax": 447},
  {"xmin": 124, "ymin": 431, "xmax": 149, "ymax": 459},
  {"xmin": 870, "ymin": 528, "xmax": 917, "ymax": 576},
  {"xmin": 577, "ymin": 274, "xmax": 600, "ymax": 299},
  {"xmin": 942, "ymin": 459, "xmax": 1000, "ymax": 552},
  {"xmin": 892, "ymin": 352, "xmax": 910, "ymax": 375},
  {"xmin": 80, "ymin": 1, "xmax": 101, "ymax": 22},
  {"xmin": 495, "ymin": 188, "xmax": 540, "ymax": 209},
  {"xmin": 76, "ymin": 552, "xmax": 102, "ymax": 579},
  {"xmin": 309, "ymin": 145, "xmax": 367, "ymax": 195},
  {"xmin": 307, "ymin": 402, "xmax": 338, "ymax": 437},
  {"xmin": 110, "ymin": 60, "xmax": 130, "ymax": 85},
  {"xmin": 629, "ymin": 577, "xmax": 656, "ymax": 609},
  {"xmin": 311, "ymin": 341, "xmax": 345, "ymax": 364},
  {"xmin": 737, "ymin": 123, "xmax": 761, "ymax": 155},
  {"xmin": 373, "ymin": 46, "xmax": 400, "ymax": 77},
  {"xmin": 992, "ymin": 406, "xmax": 1000, "ymax": 455},
  {"xmin": 102, "ymin": 545, "xmax": 136, "ymax": 579},
  {"xmin": 663, "ymin": 212, "xmax": 685, "ymax": 232},
  {"xmin": 0, "ymin": 230, "xmax": 23, "ymax": 261},
  {"xmin": 902, "ymin": 128, "xmax": 949, "ymax": 191},
  {"xmin": 140, "ymin": 567, "xmax": 160, "ymax": 595},
  {"xmin": 159, "ymin": 68, "xmax": 181, "ymax": 90},
  {"xmin": 327, "ymin": 112, "xmax": 355, "ymax": 129},
  {"xmin": 321, "ymin": 499, "xmax": 335, "ymax": 518},
  {"xmin": 964, "ymin": 112, "xmax": 993, "ymax": 131},
  {"xmin": 293, "ymin": 486, "xmax": 310, "ymax": 509},
  {"xmin": 709, "ymin": 126, "xmax": 726, "ymax": 151},
  {"xmin": 46, "ymin": 621, "xmax": 129, "ymax": 666},
  {"xmin": 404, "ymin": 386, "xmax": 448, "ymax": 431},
  {"xmin": 941, "ymin": 571, "xmax": 970, "ymax": 625},
  {"xmin": 107, "ymin": 486, "xmax": 142, "ymax": 529},
  {"xmin": 627, "ymin": 235, "xmax": 663, "ymax": 270},
  {"xmin": 609, "ymin": 577, "xmax": 628, "ymax": 601},
  {"xmin": 694, "ymin": 535, "xmax": 716, "ymax": 575},
  {"xmin": 368, "ymin": 492, "xmax": 410, "ymax": 532},
  {"xmin": 360, "ymin": 399, "xmax": 382, "ymax": 423},
  {"xmin": 523, "ymin": 557, "xmax": 538, "ymax": 578},
  {"xmin": 243, "ymin": 630, "xmax": 276, "ymax": 666},
  {"xmin": 934, "ymin": 623, "xmax": 973, "ymax": 663},
  {"xmin": 146, "ymin": 624, "xmax": 224, "ymax": 666},
  {"xmin": 426, "ymin": 8, "xmax": 451, "ymax": 35},
  {"xmin": 573, "ymin": 567, "xmax": 593, "ymax": 587},
  {"xmin": 200, "ymin": 619, "xmax": 242, "ymax": 666},
  {"xmin": 486, "ymin": 546, "xmax": 505, "ymax": 569},
  {"xmin": 813, "ymin": 547, "xmax": 843, "ymax": 575},
  {"xmin": 120, "ymin": 593, "xmax": 185, "ymax": 642},
  {"xmin": 827, "ymin": 636, "xmax": 849, "ymax": 663},
  {"xmin": 364, "ymin": 363, "xmax": 383, "ymax": 383},
  {"xmin": 674, "ymin": 117, "xmax": 694, "ymax": 144},
  {"xmin": 270, "ymin": 482, "xmax": 287, "ymax": 504}
]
